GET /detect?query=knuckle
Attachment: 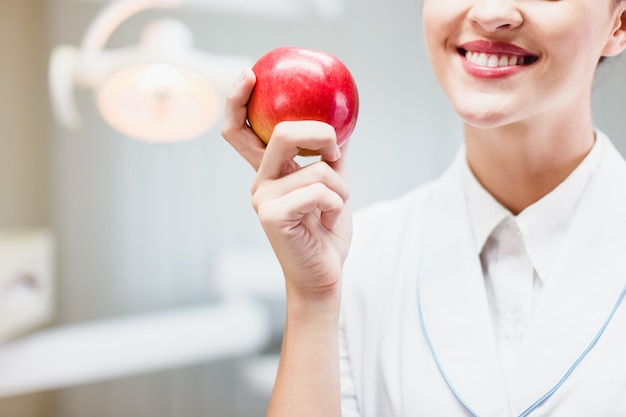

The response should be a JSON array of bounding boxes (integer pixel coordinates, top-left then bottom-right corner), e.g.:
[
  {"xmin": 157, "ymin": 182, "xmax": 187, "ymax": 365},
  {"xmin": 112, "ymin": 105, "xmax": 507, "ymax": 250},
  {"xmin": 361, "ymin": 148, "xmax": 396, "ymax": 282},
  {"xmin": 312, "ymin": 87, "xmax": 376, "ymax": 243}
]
[
  {"xmin": 250, "ymin": 195, "xmax": 259, "ymax": 213},
  {"xmin": 311, "ymin": 160, "xmax": 331, "ymax": 174},
  {"xmin": 309, "ymin": 181, "xmax": 329, "ymax": 196},
  {"xmin": 250, "ymin": 179, "xmax": 271, "ymax": 215},
  {"xmin": 344, "ymin": 187, "xmax": 351, "ymax": 202},
  {"xmin": 250, "ymin": 187, "xmax": 262, "ymax": 212},
  {"xmin": 220, "ymin": 123, "xmax": 232, "ymax": 140},
  {"xmin": 270, "ymin": 122, "xmax": 291, "ymax": 143},
  {"xmin": 256, "ymin": 202, "xmax": 280, "ymax": 228},
  {"xmin": 308, "ymin": 162, "xmax": 349, "ymax": 201},
  {"xmin": 320, "ymin": 122, "xmax": 336, "ymax": 138},
  {"xmin": 309, "ymin": 162, "xmax": 332, "ymax": 182},
  {"xmin": 225, "ymin": 87, "xmax": 240, "ymax": 106},
  {"xmin": 220, "ymin": 117, "xmax": 240, "ymax": 141}
]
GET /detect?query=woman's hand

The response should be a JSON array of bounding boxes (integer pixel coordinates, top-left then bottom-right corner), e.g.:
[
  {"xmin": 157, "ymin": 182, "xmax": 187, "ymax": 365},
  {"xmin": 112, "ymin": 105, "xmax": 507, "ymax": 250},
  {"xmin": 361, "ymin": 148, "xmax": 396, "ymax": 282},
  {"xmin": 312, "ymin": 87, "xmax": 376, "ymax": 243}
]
[
  {"xmin": 221, "ymin": 68, "xmax": 353, "ymax": 303},
  {"xmin": 221, "ymin": 68, "xmax": 348, "ymax": 417}
]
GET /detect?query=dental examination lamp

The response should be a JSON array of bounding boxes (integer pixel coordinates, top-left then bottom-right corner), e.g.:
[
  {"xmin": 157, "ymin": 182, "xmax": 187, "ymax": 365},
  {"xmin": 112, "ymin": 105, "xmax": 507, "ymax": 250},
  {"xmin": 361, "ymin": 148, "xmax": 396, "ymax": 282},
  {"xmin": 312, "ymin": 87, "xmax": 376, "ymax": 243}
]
[{"xmin": 48, "ymin": 0, "xmax": 252, "ymax": 143}]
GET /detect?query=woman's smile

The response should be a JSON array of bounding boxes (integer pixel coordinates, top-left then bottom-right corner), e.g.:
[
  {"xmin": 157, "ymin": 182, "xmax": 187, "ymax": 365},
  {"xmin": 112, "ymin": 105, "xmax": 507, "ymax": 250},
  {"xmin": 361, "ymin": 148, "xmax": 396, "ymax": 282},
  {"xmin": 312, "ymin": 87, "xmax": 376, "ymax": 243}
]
[{"xmin": 457, "ymin": 40, "xmax": 539, "ymax": 78}]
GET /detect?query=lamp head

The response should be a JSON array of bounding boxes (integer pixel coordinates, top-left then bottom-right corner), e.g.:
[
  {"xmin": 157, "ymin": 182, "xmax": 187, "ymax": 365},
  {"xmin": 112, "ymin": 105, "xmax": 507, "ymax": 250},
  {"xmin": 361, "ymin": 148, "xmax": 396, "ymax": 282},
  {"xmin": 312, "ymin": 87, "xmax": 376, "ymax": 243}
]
[
  {"xmin": 97, "ymin": 63, "xmax": 220, "ymax": 143},
  {"xmin": 48, "ymin": 0, "xmax": 248, "ymax": 143}
]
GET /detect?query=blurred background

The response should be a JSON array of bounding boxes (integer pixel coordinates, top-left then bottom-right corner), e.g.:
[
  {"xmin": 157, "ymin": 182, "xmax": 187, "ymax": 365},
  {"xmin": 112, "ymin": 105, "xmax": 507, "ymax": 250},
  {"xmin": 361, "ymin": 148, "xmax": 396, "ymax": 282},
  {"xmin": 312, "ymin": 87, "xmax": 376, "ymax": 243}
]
[{"xmin": 0, "ymin": 0, "xmax": 625, "ymax": 416}]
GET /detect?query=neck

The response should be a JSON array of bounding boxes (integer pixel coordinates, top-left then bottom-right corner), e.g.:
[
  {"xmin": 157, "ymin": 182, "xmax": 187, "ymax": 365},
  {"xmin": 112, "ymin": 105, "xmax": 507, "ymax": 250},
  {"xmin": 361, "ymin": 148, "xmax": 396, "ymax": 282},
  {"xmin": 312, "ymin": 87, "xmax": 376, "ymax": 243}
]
[{"xmin": 465, "ymin": 111, "xmax": 595, "ymax": 215}]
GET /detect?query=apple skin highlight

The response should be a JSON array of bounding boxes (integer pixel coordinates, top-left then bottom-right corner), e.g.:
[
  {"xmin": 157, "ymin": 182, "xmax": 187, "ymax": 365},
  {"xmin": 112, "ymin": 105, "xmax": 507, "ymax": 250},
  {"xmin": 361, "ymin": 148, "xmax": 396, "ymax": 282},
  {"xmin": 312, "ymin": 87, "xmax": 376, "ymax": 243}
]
[{"xmin": 247, "ymin": 47, "xmax": 359, "ymax": 154}]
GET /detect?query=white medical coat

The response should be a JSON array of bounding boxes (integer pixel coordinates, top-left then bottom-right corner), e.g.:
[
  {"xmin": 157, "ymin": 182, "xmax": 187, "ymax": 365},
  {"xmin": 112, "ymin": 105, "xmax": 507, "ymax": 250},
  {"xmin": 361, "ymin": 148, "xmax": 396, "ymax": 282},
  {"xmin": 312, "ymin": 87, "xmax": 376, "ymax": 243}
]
[{"xmin": 340, "ymin": 131, "xmax": 626, "ymax": 417}]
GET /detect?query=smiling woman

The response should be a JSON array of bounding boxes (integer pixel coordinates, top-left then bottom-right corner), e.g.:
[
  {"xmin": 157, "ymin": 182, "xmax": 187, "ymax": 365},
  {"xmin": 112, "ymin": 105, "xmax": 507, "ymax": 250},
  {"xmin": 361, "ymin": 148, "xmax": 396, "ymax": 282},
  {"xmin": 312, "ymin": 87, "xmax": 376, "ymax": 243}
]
[{"xmin": 221, "ymin": 0, "xmax": 626, "ymax": 416}]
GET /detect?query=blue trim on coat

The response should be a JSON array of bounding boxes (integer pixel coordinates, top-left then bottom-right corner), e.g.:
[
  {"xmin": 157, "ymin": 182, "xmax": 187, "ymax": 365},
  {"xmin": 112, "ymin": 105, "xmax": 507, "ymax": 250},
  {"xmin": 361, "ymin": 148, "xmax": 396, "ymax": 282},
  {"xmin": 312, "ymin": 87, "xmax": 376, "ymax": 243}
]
[
  {"xmin": 516, "ymin": 283, "xmax": 626, "ymax": 416},
  {"xmin": 416, "ymin": 291, "xmax": 479, "ymax": 417},
  {"xmin": 417, "ymin": 283, "xmax": 626, "ymax": 417}
]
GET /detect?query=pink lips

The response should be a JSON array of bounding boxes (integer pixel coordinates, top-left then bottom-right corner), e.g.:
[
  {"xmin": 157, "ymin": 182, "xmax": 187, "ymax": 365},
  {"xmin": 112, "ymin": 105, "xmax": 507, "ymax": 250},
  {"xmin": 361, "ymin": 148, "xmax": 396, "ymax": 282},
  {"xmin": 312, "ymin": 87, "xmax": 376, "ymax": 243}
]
[
  {"xmin": 457, "ymin": 40, "xmax": 539, "ymax": 79},
  {"xmin": 459, "ymin": 40, "xmax": 535, "ymax": 56}
]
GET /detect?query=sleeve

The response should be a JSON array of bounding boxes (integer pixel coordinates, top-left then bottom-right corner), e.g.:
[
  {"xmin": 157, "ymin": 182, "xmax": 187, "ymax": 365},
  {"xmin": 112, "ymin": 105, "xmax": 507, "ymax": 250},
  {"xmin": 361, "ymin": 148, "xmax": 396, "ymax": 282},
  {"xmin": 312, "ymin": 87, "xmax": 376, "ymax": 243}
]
[{"xmin": 339, "ymin": 315, "xmax": 361, "ymax": 417}]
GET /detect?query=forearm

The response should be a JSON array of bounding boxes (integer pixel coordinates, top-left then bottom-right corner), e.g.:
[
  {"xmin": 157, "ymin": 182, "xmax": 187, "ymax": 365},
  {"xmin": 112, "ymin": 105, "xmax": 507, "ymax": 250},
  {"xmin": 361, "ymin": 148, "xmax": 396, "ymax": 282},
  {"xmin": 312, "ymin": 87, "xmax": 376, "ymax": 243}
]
[{"xmin": 267, "ymin": 287, "xmax": 342, "ymax": 417}]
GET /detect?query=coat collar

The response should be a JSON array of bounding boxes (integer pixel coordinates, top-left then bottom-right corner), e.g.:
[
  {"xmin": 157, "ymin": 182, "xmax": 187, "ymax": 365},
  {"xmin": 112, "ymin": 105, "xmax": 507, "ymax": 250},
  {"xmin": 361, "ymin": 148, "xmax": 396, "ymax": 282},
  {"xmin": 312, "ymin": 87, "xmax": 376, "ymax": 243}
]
[{"xmin": 417, "ymin": 134, "xmax": 626, "ymax": 417}]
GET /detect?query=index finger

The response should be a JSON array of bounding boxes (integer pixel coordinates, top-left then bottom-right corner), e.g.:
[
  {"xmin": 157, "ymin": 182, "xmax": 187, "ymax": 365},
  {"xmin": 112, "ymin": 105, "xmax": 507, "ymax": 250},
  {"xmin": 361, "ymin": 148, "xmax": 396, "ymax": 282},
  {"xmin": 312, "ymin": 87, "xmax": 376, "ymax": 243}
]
[{"xmin": 220, "ymin": 68, "xmax": 266, "ymax": 171}]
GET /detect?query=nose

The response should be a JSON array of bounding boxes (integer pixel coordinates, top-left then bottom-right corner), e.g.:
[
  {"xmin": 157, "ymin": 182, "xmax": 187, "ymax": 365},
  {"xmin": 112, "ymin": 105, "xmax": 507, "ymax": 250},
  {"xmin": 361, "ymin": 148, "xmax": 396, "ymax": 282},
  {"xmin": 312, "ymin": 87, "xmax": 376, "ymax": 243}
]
[{"xmin": 468, "ymin": 0, "xmax": 523, "ymax": 33}]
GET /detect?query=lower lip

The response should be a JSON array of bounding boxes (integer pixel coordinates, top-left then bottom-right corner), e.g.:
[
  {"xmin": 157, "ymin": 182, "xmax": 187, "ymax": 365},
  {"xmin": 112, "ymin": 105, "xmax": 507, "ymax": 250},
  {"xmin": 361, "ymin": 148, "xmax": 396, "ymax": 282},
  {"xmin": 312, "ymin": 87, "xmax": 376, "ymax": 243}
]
[{"xmin": 460, "ymin": 55, "xmax": 528, "ymax": 79}]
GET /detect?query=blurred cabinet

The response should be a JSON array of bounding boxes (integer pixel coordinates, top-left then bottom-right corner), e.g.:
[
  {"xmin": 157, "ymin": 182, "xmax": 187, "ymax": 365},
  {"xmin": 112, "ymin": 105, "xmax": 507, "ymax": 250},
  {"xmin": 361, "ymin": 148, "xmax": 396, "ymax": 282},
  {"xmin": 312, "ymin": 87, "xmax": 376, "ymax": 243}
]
[{"xmin": 0, "ymin": 230, "xmax": 55, "ymax": 343}]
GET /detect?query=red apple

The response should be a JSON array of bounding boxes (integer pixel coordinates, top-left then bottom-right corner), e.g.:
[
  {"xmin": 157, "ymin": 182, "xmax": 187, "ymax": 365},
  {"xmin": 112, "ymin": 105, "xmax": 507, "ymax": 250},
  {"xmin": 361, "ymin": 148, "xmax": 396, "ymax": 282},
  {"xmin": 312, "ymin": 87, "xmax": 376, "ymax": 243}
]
[{"xmin": 247, "ymin": 46, "xmax": 359, "ymax": 155}]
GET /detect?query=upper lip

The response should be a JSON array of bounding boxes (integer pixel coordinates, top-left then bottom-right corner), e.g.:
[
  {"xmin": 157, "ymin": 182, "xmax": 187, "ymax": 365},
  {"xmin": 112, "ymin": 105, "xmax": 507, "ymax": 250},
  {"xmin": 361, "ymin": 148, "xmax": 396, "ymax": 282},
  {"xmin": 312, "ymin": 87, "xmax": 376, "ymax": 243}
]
[{"xmin": 458, "ymin": 40, "xmax": 538, "ymax": 57}]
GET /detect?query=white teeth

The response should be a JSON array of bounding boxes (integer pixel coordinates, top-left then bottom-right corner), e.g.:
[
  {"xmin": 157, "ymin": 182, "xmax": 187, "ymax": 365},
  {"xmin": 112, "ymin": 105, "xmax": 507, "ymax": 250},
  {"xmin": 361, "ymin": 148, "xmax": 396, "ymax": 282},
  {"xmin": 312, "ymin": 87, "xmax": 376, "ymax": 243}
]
[
  {"xmin": 465, "ymin": 51, "xmax": 528, "ymax": 68},
  {"xmin": 476, "ymin": 53, "xmax": 488, "ymax": 66},
  {"xmin": 487, "ymin": 55, "xmax": 499, "ymax": 68}
]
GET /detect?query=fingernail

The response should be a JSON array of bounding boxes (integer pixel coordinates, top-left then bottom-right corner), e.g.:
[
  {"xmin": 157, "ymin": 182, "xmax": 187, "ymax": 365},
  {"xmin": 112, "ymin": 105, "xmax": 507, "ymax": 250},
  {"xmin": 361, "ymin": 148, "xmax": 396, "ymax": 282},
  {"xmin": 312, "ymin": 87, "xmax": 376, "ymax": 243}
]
[{"xmin": 334, "ymin": 147, "xmax": 342, "ymax": 161}]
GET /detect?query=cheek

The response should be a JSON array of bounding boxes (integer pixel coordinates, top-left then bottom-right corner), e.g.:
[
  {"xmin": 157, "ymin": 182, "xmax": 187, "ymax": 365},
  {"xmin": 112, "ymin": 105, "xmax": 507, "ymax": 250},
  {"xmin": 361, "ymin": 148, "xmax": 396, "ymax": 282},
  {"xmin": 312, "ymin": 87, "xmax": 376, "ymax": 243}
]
[
  {"xmin": 535, "ymin": 21, "xmax": 603, "ymax": 89},
  {"xmin": 421, "ymin": 2, "xmax": 440, "ymax": 55},
  {"xmin": 422, "ymin": 0, "xmax": 460, "ymax": 46},
  {"xmin": 421, "ymin": 1, "xmax": 460, "ymax": 68},
  {"xmin": 534, "ymin": 8, "xmax": 609, "ymax": 67}
]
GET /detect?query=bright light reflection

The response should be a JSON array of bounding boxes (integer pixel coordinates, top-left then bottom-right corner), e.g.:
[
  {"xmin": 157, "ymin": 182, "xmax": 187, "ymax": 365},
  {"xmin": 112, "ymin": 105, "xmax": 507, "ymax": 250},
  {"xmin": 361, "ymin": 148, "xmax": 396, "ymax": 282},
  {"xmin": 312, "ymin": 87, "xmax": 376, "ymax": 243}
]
[{"xmin": 97, "ymin": 64, "xmax": 220, "ymax": 143}]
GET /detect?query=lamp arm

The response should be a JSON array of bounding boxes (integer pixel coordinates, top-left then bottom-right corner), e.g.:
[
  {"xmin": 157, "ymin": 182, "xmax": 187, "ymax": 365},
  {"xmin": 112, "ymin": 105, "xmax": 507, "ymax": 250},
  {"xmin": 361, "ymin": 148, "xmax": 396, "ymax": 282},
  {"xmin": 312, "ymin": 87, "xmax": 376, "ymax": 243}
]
[
  {"xmin": 80, "ymin": 0, "xmax": 182, "ymax": 54},
  {"xmin": 49, "ymin": 45, "xmax": 82, "ymax": 130}
]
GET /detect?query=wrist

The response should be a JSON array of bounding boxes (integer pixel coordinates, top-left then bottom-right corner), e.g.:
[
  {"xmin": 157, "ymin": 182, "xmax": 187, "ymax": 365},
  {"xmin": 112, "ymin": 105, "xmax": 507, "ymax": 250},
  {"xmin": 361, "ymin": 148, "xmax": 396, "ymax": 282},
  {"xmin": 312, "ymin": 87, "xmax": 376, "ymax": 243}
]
[{"xmin": 285, "ymin": 282, "xmax": 341, "ymax": 320}]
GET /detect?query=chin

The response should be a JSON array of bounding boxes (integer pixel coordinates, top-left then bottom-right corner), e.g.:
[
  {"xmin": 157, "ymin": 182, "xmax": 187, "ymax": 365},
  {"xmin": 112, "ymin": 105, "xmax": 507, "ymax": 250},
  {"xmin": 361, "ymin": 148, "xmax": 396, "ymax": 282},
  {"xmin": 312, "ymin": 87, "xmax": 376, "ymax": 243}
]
[{"xmin": 454, "ymin": 103, "xmax": 517, "ymax": 130}]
